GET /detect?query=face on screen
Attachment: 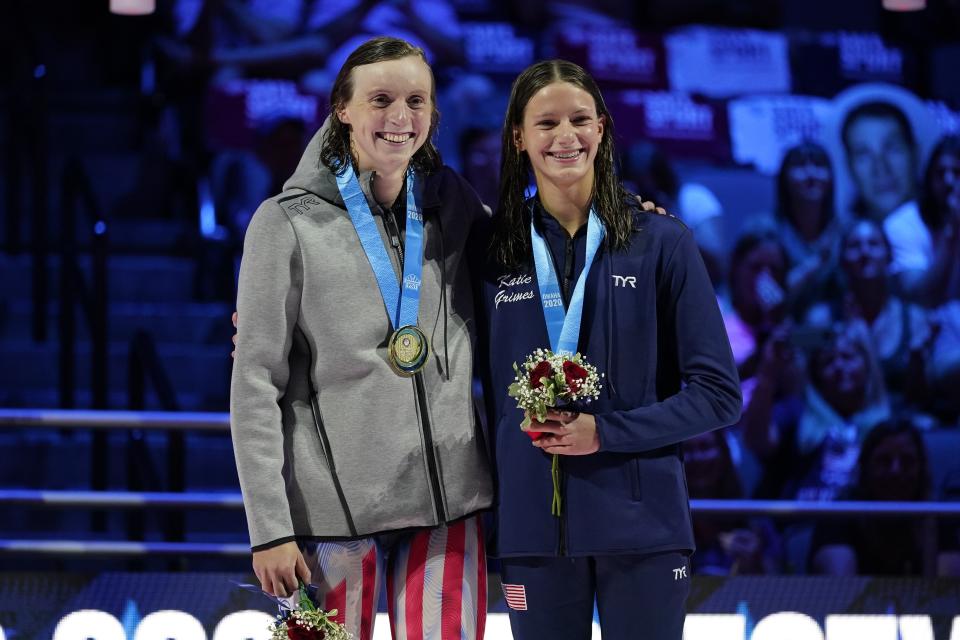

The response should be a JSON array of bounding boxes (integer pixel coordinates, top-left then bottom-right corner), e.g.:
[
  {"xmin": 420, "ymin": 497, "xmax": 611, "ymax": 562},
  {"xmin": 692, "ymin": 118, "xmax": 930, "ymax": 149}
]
[{"xmin": 845, "ymin": 115, "xmax": 916, "ymax": 218}]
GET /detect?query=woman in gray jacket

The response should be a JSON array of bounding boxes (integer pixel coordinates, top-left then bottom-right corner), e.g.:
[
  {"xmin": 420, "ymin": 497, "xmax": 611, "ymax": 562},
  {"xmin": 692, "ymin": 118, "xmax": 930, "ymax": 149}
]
[{"xmin": 230, "ymin": 37, "xmax": 493, "ymax": 640}]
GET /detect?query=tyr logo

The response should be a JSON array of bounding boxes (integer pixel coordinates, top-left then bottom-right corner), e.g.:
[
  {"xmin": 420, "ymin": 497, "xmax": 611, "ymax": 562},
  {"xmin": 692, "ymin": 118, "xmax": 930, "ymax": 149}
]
[
  {"xmin": 288, "ymin": 195, "xmax": 322, "ymax": 215},
  {"xmin": 673, "ymin": 566, "xmax": 688, "ymax": 580},
  {"xmin": 612, "ymin": 275, "xmax": 637, "ymax": 288}
]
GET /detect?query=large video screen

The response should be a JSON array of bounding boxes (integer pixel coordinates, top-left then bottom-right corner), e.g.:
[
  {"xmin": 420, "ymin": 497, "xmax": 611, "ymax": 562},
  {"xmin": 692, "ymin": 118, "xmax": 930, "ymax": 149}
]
[{"xmin": 1, "ymin": 573, "xmax": 958, "ymax": 639}]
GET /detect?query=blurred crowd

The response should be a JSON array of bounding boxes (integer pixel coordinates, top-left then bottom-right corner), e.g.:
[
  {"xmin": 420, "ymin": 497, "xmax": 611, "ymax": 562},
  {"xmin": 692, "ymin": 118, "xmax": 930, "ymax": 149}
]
[{"xmin": 682, "ymin": 110, "xmax": 960, "ymax": 577}]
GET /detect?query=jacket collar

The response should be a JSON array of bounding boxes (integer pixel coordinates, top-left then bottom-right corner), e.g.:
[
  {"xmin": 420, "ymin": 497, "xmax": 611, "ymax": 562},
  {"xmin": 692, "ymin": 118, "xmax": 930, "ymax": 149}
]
[{"xmin": 530, "ymin": 196, "xmax": 588, "ymax": 240}]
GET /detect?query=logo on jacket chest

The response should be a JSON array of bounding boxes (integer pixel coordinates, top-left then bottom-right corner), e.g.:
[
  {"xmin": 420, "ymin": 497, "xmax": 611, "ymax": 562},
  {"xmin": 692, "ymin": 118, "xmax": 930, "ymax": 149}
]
[
  {"xmin": 612, "ymin": 274, "xmax": 637, "ymax": 288},
  {"xmin": 494, "ymin": 273, "xmax": 536, "ymax": 309}
]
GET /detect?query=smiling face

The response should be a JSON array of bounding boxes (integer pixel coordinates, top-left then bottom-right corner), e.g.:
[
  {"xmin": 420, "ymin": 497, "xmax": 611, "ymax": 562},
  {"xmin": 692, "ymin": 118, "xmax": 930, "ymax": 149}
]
[
  {"xmin": 785, "ymin": 155, "xmax": 832, "ymax": 208},
  {"xmin": 813, "ymin": 334, "xmax": 868, "ymax": 416},
  {"xmin": 336, "ymin": 55, "xmax": 433, "ymax": 175},
  {"xmin": 515, "ymin": 81, "xmax": 605, "ymax": 196},
  {"xmin": 842, "ymin": 220, "xmax": 890, "ymax": 282}
]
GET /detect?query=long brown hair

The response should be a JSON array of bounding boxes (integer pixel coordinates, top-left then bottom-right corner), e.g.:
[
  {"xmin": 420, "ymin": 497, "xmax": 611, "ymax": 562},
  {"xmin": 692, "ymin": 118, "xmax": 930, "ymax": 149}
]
[
  {"xmin": 776, "ymin": 141, "xmax": 836, "ymax": 235},
  {"xmin": 320, "ymin": 37, "xmax": 442, "ymax": 175},
  {"xmin": 492, "ymin": 60, "xmax": 633, "ymax": 270},
  {"xmin": 920, "ymin": 135, "xmax": 960, "ymax": 232}
]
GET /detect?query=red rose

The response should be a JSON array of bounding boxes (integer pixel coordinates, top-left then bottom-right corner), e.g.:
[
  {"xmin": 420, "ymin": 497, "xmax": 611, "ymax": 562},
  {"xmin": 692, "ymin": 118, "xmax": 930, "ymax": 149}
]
[
  {"xmin": 529, "ymin": 361, "xmax": 553, "ymax": 389},
  {"xmin": 562, "ymin": 360, "xmax": 588, "ymax": 392},
  {"xmin": 287, "ymin": 620, "xmax": 325, "ymax": 640}
]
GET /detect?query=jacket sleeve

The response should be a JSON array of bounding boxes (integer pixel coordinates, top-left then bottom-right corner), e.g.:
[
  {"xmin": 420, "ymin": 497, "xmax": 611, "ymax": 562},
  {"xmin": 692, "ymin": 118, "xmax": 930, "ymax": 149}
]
[
  {"xmin": 229, "ymin": 200, "xmax": 303, "ymax": 550},
  {"xmin": 594, "ymin": 227, "xmax": 742, "ymax": 453},
  {"xmin": 457, "ymin": 170, "xmax": 497, "ymax": 465}
]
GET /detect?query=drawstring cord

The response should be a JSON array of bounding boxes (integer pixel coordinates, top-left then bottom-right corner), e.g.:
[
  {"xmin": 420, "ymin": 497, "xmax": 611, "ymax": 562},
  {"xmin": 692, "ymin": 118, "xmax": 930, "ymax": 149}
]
[
  {"xmin": 434, "ymin": 214, "xmax": 451, "ymax": 381},
  {"xmin": 604, "ymin": 248, "xmax": 618, "ymax": 398}
]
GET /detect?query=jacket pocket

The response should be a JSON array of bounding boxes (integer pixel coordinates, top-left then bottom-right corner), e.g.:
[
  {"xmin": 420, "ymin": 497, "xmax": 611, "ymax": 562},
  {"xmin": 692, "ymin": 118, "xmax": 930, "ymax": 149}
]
[{"xmin": 310, "ymin": 393, "xmax": 357, "ymax": 536}]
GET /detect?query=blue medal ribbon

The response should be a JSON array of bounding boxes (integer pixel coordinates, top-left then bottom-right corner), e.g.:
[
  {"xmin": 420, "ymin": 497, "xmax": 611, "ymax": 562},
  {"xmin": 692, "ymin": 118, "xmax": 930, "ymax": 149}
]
[
  {"xmin": 336, "ymin": 164, "xmax": 424, "ymax": 330},
  {"xmin": 530, "ymin": 206, "xmax": 606, "ymax": 357}
]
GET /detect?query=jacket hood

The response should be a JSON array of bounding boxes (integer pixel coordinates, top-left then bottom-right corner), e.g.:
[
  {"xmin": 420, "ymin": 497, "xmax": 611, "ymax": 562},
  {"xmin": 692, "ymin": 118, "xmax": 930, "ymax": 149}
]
[{"xmin": 283, "ymin": 117, "xmax": 347, "ymax": 207}]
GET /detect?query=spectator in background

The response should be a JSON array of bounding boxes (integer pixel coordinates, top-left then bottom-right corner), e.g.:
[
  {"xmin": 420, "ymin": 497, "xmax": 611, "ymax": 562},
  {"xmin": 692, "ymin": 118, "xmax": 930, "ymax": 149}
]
[
  {"xmin": 882, "ymin": 135, "xmax": 960, "ymax": 418},
  {"xmin": 153, "ymin": 0, "xmax": 336, "ymax": 199},
  {"xmin": 809, "ymin": 420, "xmax": 960, "ymax": 576},
  {"xmin": 158, "ymin": 0, "xmax": 381, "ymax": 83},
  {"xmin": 722, "ymin": 231, "xmax": 801, "ymax": 395},
  {"xmin": 306, "ymin": 0, "xmax": 465, "ymax": 79},
  {"xmin": 623, "ymin": 141, "xmax": 727, "ymax": 286},
  {"xmin": 805, "ymin": 220, "xmax": 932, "ymax": 412},
  {"xmin": 841, "ymin": 101, "xmax": 919, "ymax": 223},
  {"xmin": 749, "ymin": 323, "xmax": 890, "ymax": 503},
  {"xmin": 459, "ymin": 126, "xmax": 501, "ymax": 207},
  {"xmin": 506, "ymin": 0, "xmax": 636, "ymax": 39},
  {"xmin": 211, "ymin": 115, "xmax": 307, "ymax": 236},
  {"xmin": 436, "ymin": 73, "xmax": 505, "ymax": 175},
  {"xmin": 723, "ymin": 231, "xmax": 806, "ymax": 499},
  {"xmin": 684, "ymin": 429, "xmax": 781, "ymax": 575},
  {"xmin": 771, "ymin": 142, "xmax": 843, "ymax": 313},
  {"xmin": 885, "ymin": 135, "xmax": 960, "ymax": 306}
]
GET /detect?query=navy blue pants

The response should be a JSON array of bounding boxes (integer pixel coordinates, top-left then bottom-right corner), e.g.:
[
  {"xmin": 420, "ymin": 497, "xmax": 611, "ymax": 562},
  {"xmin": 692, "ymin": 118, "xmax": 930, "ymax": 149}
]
[{"xmin": 499, "ymin": 552, "xmax": 690, "ymax": 640}]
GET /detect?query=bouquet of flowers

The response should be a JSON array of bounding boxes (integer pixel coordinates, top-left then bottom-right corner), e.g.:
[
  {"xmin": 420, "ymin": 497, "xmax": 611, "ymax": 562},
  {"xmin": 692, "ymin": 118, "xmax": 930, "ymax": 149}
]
[
  {"xmin": 507, "ymin": 349, "xmax": 602, "ymax": 515},
  {"xmin": 269, "ymin": 582, "xmax": 351, "ymax": 640},
  {"xmin": 508, "ymin": 349, "xmax": 603, "ymax": 430}
]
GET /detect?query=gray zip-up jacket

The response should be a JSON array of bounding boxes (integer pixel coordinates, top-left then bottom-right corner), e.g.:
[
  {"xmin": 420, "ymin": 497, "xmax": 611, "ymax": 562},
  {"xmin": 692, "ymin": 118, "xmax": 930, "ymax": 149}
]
[{"xmin": 230, "ymin": 129, "xmax": 493, "ymax": 550}]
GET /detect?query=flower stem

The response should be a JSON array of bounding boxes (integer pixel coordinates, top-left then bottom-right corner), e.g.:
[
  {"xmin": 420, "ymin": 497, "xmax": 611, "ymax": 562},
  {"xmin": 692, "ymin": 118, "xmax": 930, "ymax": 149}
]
[{"xmin": 551, "ymin": 454, "xmax": 562, "ymax": 516}]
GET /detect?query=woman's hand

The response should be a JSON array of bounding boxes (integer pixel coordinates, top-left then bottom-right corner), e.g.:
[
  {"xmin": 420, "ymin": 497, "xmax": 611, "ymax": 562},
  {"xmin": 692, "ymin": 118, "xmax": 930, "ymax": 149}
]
[
  {"xmin": 529, "ymin": 409, "xmax": 600, "ymax": 455},
  {"xmin": 252, "ymin": 541, "xmax": 312, "ymax": 598}
]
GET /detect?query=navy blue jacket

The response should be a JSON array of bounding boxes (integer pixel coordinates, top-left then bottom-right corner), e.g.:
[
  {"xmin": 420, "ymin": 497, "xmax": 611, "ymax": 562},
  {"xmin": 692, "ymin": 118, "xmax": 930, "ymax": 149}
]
[{"xmin": 474, "ymin": 200, "xmax": 742, "ymax": 558}]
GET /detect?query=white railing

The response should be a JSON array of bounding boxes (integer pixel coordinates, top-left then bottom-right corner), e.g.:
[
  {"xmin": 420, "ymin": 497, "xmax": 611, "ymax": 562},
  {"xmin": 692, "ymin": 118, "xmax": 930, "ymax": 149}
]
[
  {"xmin": 2, "ymin": 409, "xmax": 958, "ymax": 575},
  {"xmin": 0, "ymin": 408, "xmax": 229, "ymax": 430}
]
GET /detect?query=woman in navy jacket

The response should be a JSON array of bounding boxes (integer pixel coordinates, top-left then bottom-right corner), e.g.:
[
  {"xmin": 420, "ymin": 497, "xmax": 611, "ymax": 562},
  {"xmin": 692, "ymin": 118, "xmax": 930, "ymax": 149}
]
[{"xmin": 473, "ymin": 60, "xmax": 742, "ymax": 640}]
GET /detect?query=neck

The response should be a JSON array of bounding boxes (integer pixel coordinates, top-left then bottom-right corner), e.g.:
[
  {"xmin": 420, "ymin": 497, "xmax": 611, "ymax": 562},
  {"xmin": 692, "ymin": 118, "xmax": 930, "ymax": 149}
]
[
  {"xmin": 371, "ymin": 167, "xmax": 406, "ymax": 207},
  {"xmin": 850, "ymin": 279, "xmax": 888, "ymax": 323},
  {"xmin": 354, "ymin": 147, "xmax": 408, "ymax": 207},
  {"xmin": 537, "ymin": 173, "xmax": 594, "ymax": 237},
  {"xmin": 790, "ymin": 202, "xmax": 825, "ymax": 243}
]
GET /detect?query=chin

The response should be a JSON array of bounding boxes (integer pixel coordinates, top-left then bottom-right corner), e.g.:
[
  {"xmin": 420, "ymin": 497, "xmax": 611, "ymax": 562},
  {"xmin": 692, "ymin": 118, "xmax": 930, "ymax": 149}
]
[{"xmin": 543, "ymin": 166, "xmax": 591, "ymax": 186}]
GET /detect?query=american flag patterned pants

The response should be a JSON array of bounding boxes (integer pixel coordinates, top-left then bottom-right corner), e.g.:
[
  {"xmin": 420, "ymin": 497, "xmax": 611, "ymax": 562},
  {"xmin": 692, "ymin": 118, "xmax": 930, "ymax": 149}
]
[{"xmin": 299, "ymin": 515, "xmax": 487, "ymax": 640}]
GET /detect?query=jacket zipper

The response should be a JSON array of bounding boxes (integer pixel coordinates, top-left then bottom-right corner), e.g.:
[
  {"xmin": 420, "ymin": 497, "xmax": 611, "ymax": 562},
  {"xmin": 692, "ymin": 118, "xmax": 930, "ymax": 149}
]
[
  {"xmin": 558, "ymin": 233, "xmax": 576, "ymax": 555},
  {"xmin": 562, "ymin": 234, "xmax": 575, "ymax": 306},
  {"xmin": 379, "ymin": 182, "xmax": 448, "ymax": 524},
  {"xmin": 302, "ymin": 332, "xmax": 358, "ymax": 536}
]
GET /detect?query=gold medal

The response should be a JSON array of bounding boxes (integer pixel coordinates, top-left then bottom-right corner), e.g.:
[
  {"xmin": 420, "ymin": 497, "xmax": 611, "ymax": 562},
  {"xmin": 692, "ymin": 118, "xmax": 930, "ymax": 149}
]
[{"xmin": 388, "ymin": 325, "xmax": 429, "ymax": 376}]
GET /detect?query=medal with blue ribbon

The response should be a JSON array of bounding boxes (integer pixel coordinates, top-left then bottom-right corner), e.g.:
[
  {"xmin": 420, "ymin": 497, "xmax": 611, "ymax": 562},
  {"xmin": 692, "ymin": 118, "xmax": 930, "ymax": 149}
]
[
  {"xmin": 337, "ymin": 164, "xmax": 429, "ymax": 376},
  {"xmin": 530, "ymin": 204, "xmax": 605, "ymax": 516},
  {"xmin": 530, "ymin": 206, "xmax": 606, "ymax": 357}
]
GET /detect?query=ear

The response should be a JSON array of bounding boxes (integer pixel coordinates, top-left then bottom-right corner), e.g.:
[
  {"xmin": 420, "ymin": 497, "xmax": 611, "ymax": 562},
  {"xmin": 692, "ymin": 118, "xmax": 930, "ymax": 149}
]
[
  {"xmin": 337, "ymin": 106, "xmax": 351, "ymax": 126},
  {"xmin": 597, "ymin": 114, "xmax": 606, "ymax": 138},
  {"xmin": 513, "ymin": 126, "xmax": 525, "ymax": 152}
]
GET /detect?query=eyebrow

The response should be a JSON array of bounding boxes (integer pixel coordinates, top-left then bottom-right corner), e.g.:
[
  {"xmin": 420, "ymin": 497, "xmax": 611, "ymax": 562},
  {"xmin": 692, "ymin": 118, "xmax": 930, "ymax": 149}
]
[
  {"xmin": 531, "ymin": 107, "xmax": 592, "ymax": 119},
  {"xmin": 365, "ymin": 87, "xmax": 429, "ymax": 95}
]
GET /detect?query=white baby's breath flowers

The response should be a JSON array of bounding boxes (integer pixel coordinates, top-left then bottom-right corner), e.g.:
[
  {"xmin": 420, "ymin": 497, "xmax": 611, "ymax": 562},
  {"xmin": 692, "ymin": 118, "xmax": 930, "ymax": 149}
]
[{"xmin": 508, "ymin": 350, "xmax": 603, "ymax": 427}]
